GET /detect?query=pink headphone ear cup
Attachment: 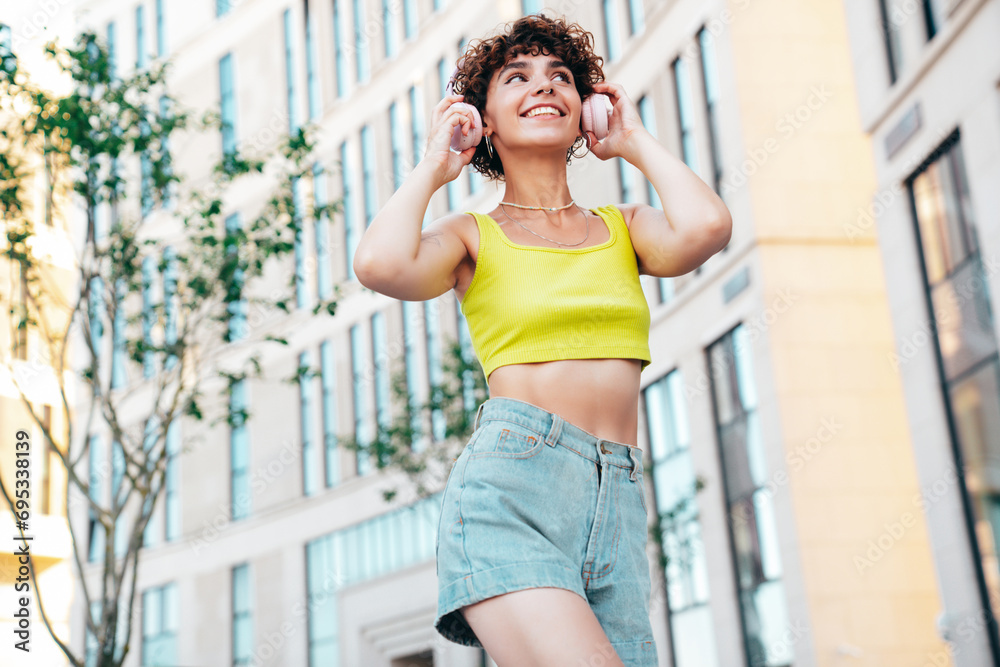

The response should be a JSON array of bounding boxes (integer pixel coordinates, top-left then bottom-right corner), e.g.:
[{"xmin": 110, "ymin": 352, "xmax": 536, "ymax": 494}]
[
  {"xmin": 582, "ymin": 94, "xmax": 610, "ymax": 141},
  {"xmin": 449, "ymin": 102, "xmax": 482, "ymax": 151}
]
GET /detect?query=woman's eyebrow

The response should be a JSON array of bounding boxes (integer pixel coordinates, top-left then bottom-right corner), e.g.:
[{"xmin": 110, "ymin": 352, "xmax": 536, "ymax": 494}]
[{"xmin": 497, "ymin": 59, "xmax": 570, "ymax": 78}]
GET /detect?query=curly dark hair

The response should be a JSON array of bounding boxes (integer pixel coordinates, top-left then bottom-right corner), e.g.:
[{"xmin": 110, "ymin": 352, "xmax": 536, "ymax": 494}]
[{"xmin": 450, "ymin": 14, "xmax": 605, "ymax": 181}]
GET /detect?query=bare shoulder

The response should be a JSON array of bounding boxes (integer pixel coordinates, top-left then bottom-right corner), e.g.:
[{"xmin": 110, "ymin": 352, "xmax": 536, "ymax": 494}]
[
  {"xmin": 427, "ymin": 210, "xmax": 480, "ymax": 262},
  {"xmin": 609, "ymin": 202, "xmax": 639, "ymax": 230}
]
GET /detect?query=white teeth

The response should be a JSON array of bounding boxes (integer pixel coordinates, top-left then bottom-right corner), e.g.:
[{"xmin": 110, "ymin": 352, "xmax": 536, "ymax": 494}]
[{"xmin": 524, "ymin": 107, "xmax": 561, "ymax": 117}]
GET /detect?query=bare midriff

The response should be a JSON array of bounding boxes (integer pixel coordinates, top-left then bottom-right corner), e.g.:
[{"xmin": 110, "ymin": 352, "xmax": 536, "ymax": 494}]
[{"xmin": 452, "ymin": 207, "xmax": 644, "ymax": 449}]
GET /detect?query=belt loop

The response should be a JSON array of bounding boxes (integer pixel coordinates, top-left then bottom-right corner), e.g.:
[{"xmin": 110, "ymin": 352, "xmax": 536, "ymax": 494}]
[
  {"xmin": 545, "ymin": 413, "xmax": 564, "ymax": 447},
  {"xmin": 473, "ymin": 402, "xmax": 486, "ymax": 431},
  {"xmin": 628, "ymin": 446, "xmax": 640, "ymax": 482}
]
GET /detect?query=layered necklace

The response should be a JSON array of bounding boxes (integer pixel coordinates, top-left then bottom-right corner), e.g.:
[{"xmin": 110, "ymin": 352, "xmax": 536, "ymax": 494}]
[{"xmin": 497, "ymin": 198, "xmax": 590, "ymax": 247}]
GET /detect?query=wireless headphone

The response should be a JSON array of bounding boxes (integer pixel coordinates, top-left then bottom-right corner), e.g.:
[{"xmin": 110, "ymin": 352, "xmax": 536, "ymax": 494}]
[{"xmin": 445, "ymin": 65, "xmax": 611, "ymax": 152}]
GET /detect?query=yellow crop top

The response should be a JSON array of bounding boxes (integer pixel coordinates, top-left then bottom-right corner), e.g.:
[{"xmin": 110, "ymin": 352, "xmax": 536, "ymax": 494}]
[{"xmin": 459, "ymin": 204, "xmax": 652, "ymax": 381}]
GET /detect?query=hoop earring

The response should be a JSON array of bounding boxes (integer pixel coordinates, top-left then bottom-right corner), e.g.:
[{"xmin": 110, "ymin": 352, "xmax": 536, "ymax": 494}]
[
  {"xmin": 485, "ymin": 133, "xmax": 495, "ymax": 160},
  {"xmin": 568, "ymin": 135, "xmax": 589, "ymax": 160}
]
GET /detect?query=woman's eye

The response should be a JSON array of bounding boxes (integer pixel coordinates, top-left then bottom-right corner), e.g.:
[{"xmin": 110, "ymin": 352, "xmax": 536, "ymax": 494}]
[{"xmin": 506, "ymin": 71, "xmax": 571, "ymax": 83}]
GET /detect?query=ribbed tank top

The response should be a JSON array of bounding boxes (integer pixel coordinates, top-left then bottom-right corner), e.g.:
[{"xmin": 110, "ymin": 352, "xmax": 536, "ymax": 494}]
[{"xmin": 459, "ymin": 204, "xmax": 652, "ymax": 381}]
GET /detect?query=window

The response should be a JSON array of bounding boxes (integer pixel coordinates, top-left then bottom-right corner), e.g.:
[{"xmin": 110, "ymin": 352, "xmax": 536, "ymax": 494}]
[
  {"xmin": 155, "ymin": 0, "xmax": 167, "ymax": 58},
  {"xmin": 425, "ymin": 299, "xmax": 445, "ymax": 441},
  {"xmin": 627, "ymin": 0, "xmax": 645, "ymax": 35},
  {"xmin": 618, "ymin": 158, "xmax": 635, "ymax": 203},
  {"xmin": 305, "ymin": 0, "xmax": 321, "ymax": 121},
  {"xmin": 320, "ymin": 340, "xmax": 339, "ymax": 487},
  {"xmin": 644, "ymin": 370, "xmax": 719, "ymax": 667},
  {"xmin": 217, "ymin": 0, "xmax": 232, "ymax": 17},
  {"xmin": 135, "ymin": 5, "xmax": 148, "ymax": 70},
  {"xmin": 230, "ymin": 379, "xmax": 250, "ymax": 520},
  {"xmin": 361, "ymin": 124, "xmax": 377, "ymax": 228},
  {"xmin": 409, "ymin": 84, "xmax": 431, "ymax": 226},
  {"xmin": 672, "ymin": 57, "xmax": 698, "ymax": 172},
  {"xmin": 340, "ymin": 141, "xmax": 358, "ymax": 281},
  {"xmin": 877, "ymin": 0, "xmax": 903, "ymax": 84},
  {"xmin": 142, "ymin": 256, "xmax": 156, "ymax": 379},
  {"xmin": 372, "ymin": 312, "xmax": 391, "ymax": 466},
  {"xmin": 521, "ymin": 0, "xmax": 542, "ymax": 14},
  {"xmin": 163, "ymin": 245, "xmax": 178, "ymax": 370},
  {"xmin": 389, "ymin": 101, "xmax": 406, "ymax": 189},
  {"xmin": 284, "ymin": 9, "xmax": 300, "ymax": 134},
  {"xmin": 908, "ymin": 133, "xmax": 1000, "ymax": 638},
  {"xmin": 111, "ymin": 278, "xmax": 127, "ymax": 389},
  {"xmin": 142, "ymin": 583, "xmax": 177, "ymax": 667},
  {"xmin": 459, "ymin": 36, "xmax": 481, "ymax": 196},
  {"xmin": 351, "ymin": 324, "xmax": 372, "ymax": 475},
  {"xmin": 300, "ymin": 351, "xmax": 320, "ymax": 496},
  {"xmin": 333, "ymin": 0, "xmax": 349, "ymax": 98},
  {"xmin": 922, "ymin": 0, "xmax": 939, "ymax": 40},
  {"xmin": 438, "ymin": 57, "xmax": 460, "ymax": 210},
  {"xmin": 382, "ymin": 0, "xmax": 398, "ymax": 59},
  {"xmin": 0, "ymin": 23, "xmax": 11, "ymax": 54},
  {"xmin": 89, "ymin": 276, "xmax": 104, "ymax": 368},
  {"xmin": 455, "ymin": 300, "xmax": 475, "ymax": 411},
  {"xmin": 708, "ymin": 324, "xmax": 791, "ymax": 667},
  {"xmin": 88, "ymin": 435, "xmax": 105, "ymax": 563},
  {"xmin": 402, "ymin": 301, "xmax": 424, "ymax": 452},
  {"xmin": 111, "ymin": 440, "xmax": 127, "ymax": 557},
  {"xmin": 219, "ymin": 53, "xmax": 237, "ymax": 156},
  {"xmin": 106, "ymin": 22, "xmax": 117, "ymax": 79},
  {"xmin": 602, "ymin": 0, "xmax": 622, "ymax": 61},
  {"xmin": 403, "ymin": 0, "xmax": 418, "ymax": 40},
  {"xmin": 293, "ymin": 176, "xmax": 307, "ymax": 308},
  {"xmin": 232, "ymin": 564, "xmax": 253, "ymax": 667},
  {"xmin": 636, "ymin": 95, "xmax": 662, "ymax": 209},
  {"xmin": 697, "ymin": 28, "xmax": 722, "ymax": 194},
  {"xmin": 353, "ymin": 0, "xmax": 370, "ymax": 83},
  {"xmin": 313, "ymin": 163, "xmax": 333, "ymax": 299},
  {"xmin": 225, "ymin": 213, "xmax": 247, "ymax": 341},
  {"xmin": 164, "ymin": 420, "xmax": 180, "ymax": 541},
  {"xmin": 158, "ymin": 96, "xmax": 175, "ymax": 208}
]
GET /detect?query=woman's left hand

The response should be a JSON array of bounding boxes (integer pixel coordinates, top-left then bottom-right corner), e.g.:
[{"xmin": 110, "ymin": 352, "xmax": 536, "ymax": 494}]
[{"xmin": 583, "ymin": 81, "xmax": 649, "ymax": 162}]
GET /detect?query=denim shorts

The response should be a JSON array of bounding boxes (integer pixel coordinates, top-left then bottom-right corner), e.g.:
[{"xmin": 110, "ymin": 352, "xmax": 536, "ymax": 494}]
[{"xmin": 434, "ymin": 397, "xmax": 658, "ymax": 666}]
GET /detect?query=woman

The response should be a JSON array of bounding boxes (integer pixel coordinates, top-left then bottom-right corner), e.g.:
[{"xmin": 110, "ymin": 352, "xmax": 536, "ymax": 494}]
[{"xmin": 354, "ymin": 14, "xmax": 731, "ymax": 667}]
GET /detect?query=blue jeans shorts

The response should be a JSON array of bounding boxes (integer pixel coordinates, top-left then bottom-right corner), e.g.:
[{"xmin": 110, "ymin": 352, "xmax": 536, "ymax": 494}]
[{"xmin": 434, "ymin": 397, "xmax": 658, "ymax": 666}]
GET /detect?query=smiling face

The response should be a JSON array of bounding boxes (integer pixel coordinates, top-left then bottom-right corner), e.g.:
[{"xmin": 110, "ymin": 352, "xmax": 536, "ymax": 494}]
[{"xmin": 482, "ymin": 51, "xmax": 583, "ymax": 153}]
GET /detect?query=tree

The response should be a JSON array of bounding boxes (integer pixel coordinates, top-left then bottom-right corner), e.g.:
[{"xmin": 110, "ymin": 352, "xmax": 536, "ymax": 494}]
[{"xmin": 0, "ymin": 34, "xmax": 338, "ymax": 666}]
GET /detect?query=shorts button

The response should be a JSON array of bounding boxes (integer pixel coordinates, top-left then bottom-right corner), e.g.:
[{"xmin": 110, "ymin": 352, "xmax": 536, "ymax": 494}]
[{"xmin": 600, "ymin": 444, "xmax": 610, "ymax": 454}]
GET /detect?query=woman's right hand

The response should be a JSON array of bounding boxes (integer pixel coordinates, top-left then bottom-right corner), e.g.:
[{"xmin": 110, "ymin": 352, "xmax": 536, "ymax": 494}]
[{"xmin": 422, "ymin": 94, "xmax": 479, "ymax": 186}]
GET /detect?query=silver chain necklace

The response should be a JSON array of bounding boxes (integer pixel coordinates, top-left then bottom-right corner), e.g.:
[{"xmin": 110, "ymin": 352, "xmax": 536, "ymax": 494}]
[{"xmin": 498, "ymin": 200, "xmax": 590, "ymax": 247}]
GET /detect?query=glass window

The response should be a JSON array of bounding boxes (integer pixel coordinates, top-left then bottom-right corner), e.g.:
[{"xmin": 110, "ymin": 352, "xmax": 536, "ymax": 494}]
[
  {"xmin": 389, "ymin": 101, "xmax": 405, "ymax": 189},
  {"xmin": 142, "ymin": 583, "xmax": 177, "ymax": 667},
  {"xmin": 909, "ymin": 134, "xmax": 1000, "ymax": 635},
  {"xmin": 877, "ymin": 0, "xmax": 903, "ymax": 84},
  {"xmin": 230, "ymin": 379, "xmax": 250, "ymax": 520},
  {"xmin": 698, "ymin": 28, "xmax": 723, "ymax": 194},
  {"xmin": 672, "ymin": 57, "xmax": 698, "ymax": 172},
  {"xmin": 455, "ymin": 299, "xmax": 476, "ymax": 411},
  {"xmin": 111, "ymin": 278, "xmax": 127, "ymax": 389},
  {"xmin": 333, "ymin": 0, "xmax": 349, "ymax": 98},
  {"xmin": 106, "ymin": 22, "xmax": 117, "ymax": 80},
  {"xmin": 340, "ymin": 141, "xmax": 358, "ymax": 281},
  {"xmin": 637, "ymin": 95, "xmax": 662, "ymax": 209},
  {"xmin": 0, "ymin": 24, "xmax": 11, "ymax": 54},
  {"xmin": 351, "ymin": 324, "xmax": 372, "ymax": 475},
  {"xmin": 284, "ymin": 9, "xmax": 300, "ymax": 134},
  {"xmin": 644, "ymin": 371, "xmax": 720, "ymax": 667},
  {"xmin": 708, "ymin": 324, "xmax": 791, "ymax": 667},
  {"xmin": 353, "ymin": 0, "xmax": 370, "ymax": 83},
  {"xmin": 165, "ymin": 420, "xmax": 180, "ymax": 541},
  {"xmin": 219, "ymin": 53, "xmax": 237, "ymax": 155},
  {"xmin": 628, "ymin": 0, "xmax": 645, "ymax": 35},
  {"xmin": 135, "ymin": 5, "xmax": 148, "ymax": 70},
  {"xmin": 618, "ymin": 158, "xmax": 634, "ymax": 203},
  {"xmin": 425, "ymin": 299, "xmax": 445, "ymax": 441},
  {"xmin": 142, "ymin": 256, "xmax": 156, "ymax": 379},
  {"xmin": 156, "ymin": 0, "xmax": 167, "ymax": 58},
  {"xmin": 304, "ymin": 1, "xmax": 321, "ymax": 120},
  {"xmin": 217, "ymin": 0, "xmax": 232, "ymax": 17},
  {"xmin": 163, "ymin": 245, "xmax": 178, "ymax": 370},
  {"xmin": 602, "ymin": 0, "xmax": 621, "ymax": 61},
  {"xmin": 293, "ymin": 176, "xmax": 307, "ymax": 309},
  {"xmin": 320, "ymin": 340, "xmax": 339, "ymax": 487},
  {"xmin": 922, "ymin": 0, "xmax": 939, "ymax": 40},
  {"xmin": 232, "ymin": 564, "xmax": 253, "ymax": 667},
  {"xmin": 111, "ymin": 440, "xmax": 127, "ymax": 557},
  {"xmin": 361, "ymin": 124, "xmax": 377, "ymax": 228},
  {"xmin": 521, "ymin": 0, "xmax": 542, "ymax": 15},
  {"xmin": 402, "ymin": 301, "xmax": 424, "ymax": 451},
  {"xmin": 88, "ymin": 435, "xmax": 105, "ymax": 563},
  {"xmin": 372, "ymin": 312, "xmax": 391, "ymax": 455},
  {"xmin": 225, "ymin": 213, "xmax": 247, "ymax": 341},
  {"xmin": 403, "ymin": 0, "xmax": 417, "ymax": 39},
  {"xmin": 382, "ymin": 0, "xmax": 398, "ymax": 59},
  {"xmin": 313, "ymin": 163, "xmax": 333, "ymax": 299},
  {"xmin": 437, "ymin": 57, "xmax": 460, "ymax": 210},
  {"xmin": 300, "ymin": 351, "xmax": 319, "ymax": 496}
]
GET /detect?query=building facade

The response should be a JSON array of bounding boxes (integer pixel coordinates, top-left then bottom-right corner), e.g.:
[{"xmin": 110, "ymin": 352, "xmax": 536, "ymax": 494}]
[
  {"xmin": 13, "ymin": 0, "xmax": 971, "ymax": 665},
  {"xmin": 842, "ymin": 0, "xmax": 1000, "ymax": 665}
]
